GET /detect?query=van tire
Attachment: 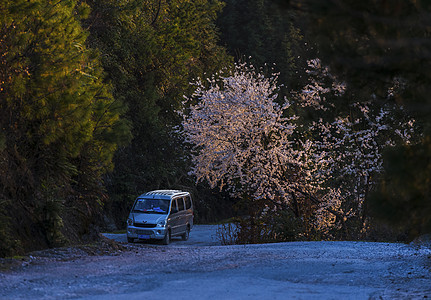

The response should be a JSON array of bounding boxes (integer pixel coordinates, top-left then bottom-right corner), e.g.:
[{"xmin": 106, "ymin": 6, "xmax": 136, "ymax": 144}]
[
  {"xmin": 127, "ymin": 237, "xmax": 134, "ymax": 243},
  {"xmin": 181, "ymin": 226, "xmax": 190, "ymax": 241},
  {"xmin": 162, "ymin": 230, "xmax": 171, "ymax": 245}
]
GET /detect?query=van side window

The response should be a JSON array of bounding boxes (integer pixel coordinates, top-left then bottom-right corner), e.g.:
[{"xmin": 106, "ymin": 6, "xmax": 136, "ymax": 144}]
[
  {"xmin": 185, "ymin": 196, "xmax": 191, "ymax": 209},
  {"xmin": 177, "ymin": 197, "xmax": 185, "ymax": 211},
  {"xmin": 170, "ymin": 199, "xmax": 178, "ymax": 214}
]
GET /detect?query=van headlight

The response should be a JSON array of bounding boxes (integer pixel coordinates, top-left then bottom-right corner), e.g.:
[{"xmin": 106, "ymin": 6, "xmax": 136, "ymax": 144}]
[
  {"xmin": 157, "ymin": 220, "xmax": 166, "ymax": 227},
  {"xmin": 127, "ymin": 218, "xmax": 133, "ymax": 226}
]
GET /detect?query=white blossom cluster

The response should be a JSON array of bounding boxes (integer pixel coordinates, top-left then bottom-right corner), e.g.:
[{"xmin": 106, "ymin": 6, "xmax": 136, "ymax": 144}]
[
  {"xmin": 298, "ymin": 59, "xmax": 416, "ymax": 233},
  {"xmin": 180, "ymin": 63, "xmax": 300, "ymax": 203},
  {"xmin": 298, "ymin": 59, "xmax": 346, "ymax": 111}
]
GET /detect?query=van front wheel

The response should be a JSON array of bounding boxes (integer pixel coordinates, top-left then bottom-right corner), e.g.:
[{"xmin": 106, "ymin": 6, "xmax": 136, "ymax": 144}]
[{"xmin": 162, "ymin": 230, "xmax": 171, "ymax": 245}]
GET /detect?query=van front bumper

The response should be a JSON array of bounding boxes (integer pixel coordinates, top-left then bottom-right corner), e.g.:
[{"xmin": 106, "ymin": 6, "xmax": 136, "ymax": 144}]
[{"xmin": 127, "ymin": 226, "xmax": 167, "ymax": 240}]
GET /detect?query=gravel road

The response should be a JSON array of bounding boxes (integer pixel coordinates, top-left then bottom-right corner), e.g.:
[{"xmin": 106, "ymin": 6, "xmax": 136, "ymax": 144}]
[{"xmin": 1, "ymin": 225, "xmax": 430, "ymax": 299}]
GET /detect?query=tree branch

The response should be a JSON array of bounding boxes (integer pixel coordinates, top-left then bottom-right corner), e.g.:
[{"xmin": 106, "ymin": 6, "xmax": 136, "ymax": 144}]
[{"xmin": 150, "ymin": 0, "xmax": 162, "ymax": 26}]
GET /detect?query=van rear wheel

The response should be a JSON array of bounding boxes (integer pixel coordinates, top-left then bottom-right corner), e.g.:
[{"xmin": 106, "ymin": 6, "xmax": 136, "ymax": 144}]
[
  {"xmin": 162, "ymin": 230, "xmax": 171, "ymax": 245},
  {"xmin": 181, "ymin": 226, "xmax": 190, "ymax": 241}
]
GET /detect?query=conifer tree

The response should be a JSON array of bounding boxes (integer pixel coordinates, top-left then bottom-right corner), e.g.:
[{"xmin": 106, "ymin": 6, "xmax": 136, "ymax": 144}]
[
  {"xmin": 217, "ymin": 0, "xmax": 308, "ymax": 92},
  {"xmin": 0, "ymin": 0, "xmax": 130, "ymax": 255}
]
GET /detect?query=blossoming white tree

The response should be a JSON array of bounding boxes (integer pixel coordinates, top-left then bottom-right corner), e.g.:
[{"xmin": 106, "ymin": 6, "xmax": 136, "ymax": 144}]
[
  {"xmin": 180, "ymin": 60, "xmax": 417, "ymax": 240},
  {"xmin": 180, "ymin": 63, "xmax": 301, "ymax": 206}
]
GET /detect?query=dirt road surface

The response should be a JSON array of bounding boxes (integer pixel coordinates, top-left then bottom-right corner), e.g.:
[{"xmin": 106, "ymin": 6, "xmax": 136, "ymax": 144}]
[{"xmin": 1, "ymin": 225, "xmax": 430, "ymax": 299}]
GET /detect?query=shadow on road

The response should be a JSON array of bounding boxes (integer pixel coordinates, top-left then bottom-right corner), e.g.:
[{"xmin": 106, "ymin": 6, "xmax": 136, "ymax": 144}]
[{"xmin": 102, "ymin": 224, "xmax": 220, "ymax": 247}]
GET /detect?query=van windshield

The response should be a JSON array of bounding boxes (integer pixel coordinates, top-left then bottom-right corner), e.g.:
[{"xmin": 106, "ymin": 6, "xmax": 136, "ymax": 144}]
[{"xmin": 132, "ymin": 198, "xmax": 170, "ymax": 214}]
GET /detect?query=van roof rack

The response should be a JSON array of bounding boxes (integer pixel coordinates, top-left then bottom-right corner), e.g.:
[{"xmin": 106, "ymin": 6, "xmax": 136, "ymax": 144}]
[{"xmin": 139, "ymin": 190, "xmax": 188, "ymax": 199}]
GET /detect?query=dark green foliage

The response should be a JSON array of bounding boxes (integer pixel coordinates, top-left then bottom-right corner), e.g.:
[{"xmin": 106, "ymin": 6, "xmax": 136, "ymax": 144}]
[
  {"xmin": 216, "ymin": 207, "xmax": 314, "ymax": 245},
  {"xmin": 82, "ymin": 0, "xmax": 232, "ymax": 227},
  {"xmin": 0, "ymin": 199, "xmax": 21, "ymax": 257},
  {"xmin": 37, "ymin": 183, "xmax": 67, "ymax": 247},
  {"xmin": 237, "ymin": 210, "xmax": 309, "ymax": 244},
  {"xmin": 287, "ymin": 0, "xmax": 431, "ymax": 123},
  {"xmin": 370, "ymin": 138, "xmax": 431, "ymax": 240},
  {"xmin": 215, "ymin": 192, "xmax": 318, "ymax": 244},
  {"xmin": 0, "ymin": 0, "xmax": 130, "ymax": 256},
  {"xmin": 217, "ymin": 0, "xmax": 309, "ymax": 92}
]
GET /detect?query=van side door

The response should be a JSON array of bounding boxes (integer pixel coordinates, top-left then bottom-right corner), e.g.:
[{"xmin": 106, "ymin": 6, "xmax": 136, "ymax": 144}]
[
  {"xmin": 184, "ymin": 195, "xmax": 194, "ymax": 228},
  {"xmin": 168, "ymin": 198, "xmax": 179, "ymax": 235},
  {"xmin": 176, "ymin": 196, "xmax": 186, "ymax": 233}
]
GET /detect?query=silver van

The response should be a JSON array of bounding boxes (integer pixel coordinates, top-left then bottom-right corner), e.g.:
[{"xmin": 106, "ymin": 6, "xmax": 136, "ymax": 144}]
[{"xmin": 126, "ymin": 190, "xmax": 194, "ymax": 245}]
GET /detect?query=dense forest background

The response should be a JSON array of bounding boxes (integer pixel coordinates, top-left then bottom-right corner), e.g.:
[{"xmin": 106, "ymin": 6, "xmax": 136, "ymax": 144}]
[{"xmin": 1, "ymin": 0, "xmax": 430, "ymax": 256}]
